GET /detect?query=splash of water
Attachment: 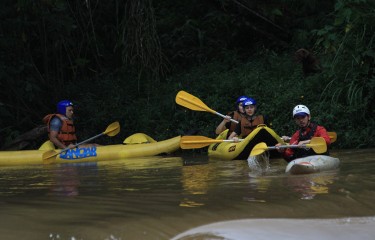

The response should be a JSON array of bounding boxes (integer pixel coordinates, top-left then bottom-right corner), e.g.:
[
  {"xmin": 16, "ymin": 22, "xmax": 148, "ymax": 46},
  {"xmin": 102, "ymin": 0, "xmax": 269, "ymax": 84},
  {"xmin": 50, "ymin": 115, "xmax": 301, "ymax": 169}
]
[{"xmin": 247, "ymin": 152, "xmax": 270, "ymax": 174}]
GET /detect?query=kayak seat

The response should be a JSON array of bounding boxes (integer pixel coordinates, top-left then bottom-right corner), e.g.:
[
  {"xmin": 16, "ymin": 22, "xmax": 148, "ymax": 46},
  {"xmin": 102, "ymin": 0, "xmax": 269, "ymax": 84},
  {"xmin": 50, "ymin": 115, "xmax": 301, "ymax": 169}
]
[
  {"xmin": 38, "ymin": 140, "xmax": 55, "ymax": 150},
  {"xmin": 123, "ymin": 133, "xmax": 157, "ymax": 144}
]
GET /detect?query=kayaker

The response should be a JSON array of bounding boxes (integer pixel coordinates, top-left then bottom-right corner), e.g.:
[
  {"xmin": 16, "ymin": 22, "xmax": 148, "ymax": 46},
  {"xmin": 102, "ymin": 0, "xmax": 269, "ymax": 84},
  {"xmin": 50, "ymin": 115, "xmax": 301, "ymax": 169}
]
[
  {"xmin": 43, "ymin": 100, "xmax": 77, "ymax": 149},
  {"xmin": 215, "ymin": 95, "xmax": 248, "ymax": 137},
  {"xmin": 276, "ymin": 104, "xmax": 331, "ymax": 162},
  {"xmin": 228, "ymin": 97, "xmax": 268, "ymax": 141}
]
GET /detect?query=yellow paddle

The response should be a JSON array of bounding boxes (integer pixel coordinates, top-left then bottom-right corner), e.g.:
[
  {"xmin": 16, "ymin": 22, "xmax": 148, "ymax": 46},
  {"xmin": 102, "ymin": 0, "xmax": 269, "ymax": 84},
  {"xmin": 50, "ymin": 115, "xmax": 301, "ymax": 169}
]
[
  {"xmin": 175, "ymin": 90, "xmax": 239, "ymax": 124},
  {"xmin": 250, "ymin": 137, "xmax": 327, "ymax": 157},
  {"xmin": 283, "ymin": 132, "xmax": 337, "ymax": 143},
  {"xmin": 180, "ymin": 135, "xmax": 244, "ymax": 149},
  {"xmin": 328, "ymin": 132, "xmax": 337, "ymax": 143},
  {"xmin": 42, "ymin": 121, "xmax": 120, "ymax": 163}
]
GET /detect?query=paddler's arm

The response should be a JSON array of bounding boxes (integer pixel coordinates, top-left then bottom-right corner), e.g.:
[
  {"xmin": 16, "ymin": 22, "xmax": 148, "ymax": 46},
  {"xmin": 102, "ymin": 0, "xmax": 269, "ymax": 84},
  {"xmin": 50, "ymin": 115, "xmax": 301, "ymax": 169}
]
[
  {"xmin": 276, "ymin": 133, "xmax": 299, "ymax": 162},
  {"xmin": 275, "ymin": 142, "xmax": 296, "ymax": 162},
  {"xmin": 49, "ymin": 130, "xmax": 69, "ymax": 149},
  {"xmin": 316, "ymin": 126, "xmax": 331, "ymax": 145},
  {"xmin": 215, "ymin": 115, "xmax": 231, "ymax": 134},
  {"xmin": 228, "ymin": 122, "xmax": 241, "ymax": 142},
  {"xmin": 281, "ymin": 136, "xmax": 291, "ymax": 142},
  {"xmin": 49, "ymin": 117, "xmax": 76, "ymax": 149}
]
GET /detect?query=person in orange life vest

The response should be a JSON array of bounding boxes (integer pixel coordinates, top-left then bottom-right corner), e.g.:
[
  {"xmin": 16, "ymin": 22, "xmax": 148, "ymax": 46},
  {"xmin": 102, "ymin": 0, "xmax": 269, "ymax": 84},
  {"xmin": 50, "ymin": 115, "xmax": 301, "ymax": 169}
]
[
  {"xmin": 215, "ymin": 95, "xmax": 248, "ymax": 136},
  {"xmin": 43, "ymin": 100, "xmax": 77, "ymax": 149},
  {"xmin": 228, "ymin": 98, "xmax": 268, "ymax": 142},
  {"xmin": 276, "ymin": 105, "xmax": 331, "ymax": 162}
]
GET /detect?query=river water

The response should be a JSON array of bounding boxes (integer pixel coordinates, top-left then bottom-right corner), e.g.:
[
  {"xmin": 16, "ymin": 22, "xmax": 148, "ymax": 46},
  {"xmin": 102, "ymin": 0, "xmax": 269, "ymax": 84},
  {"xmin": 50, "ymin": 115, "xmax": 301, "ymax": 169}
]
[{"xmin": 0, "ymin": 149, "xmax": 374, "ymax": 239}]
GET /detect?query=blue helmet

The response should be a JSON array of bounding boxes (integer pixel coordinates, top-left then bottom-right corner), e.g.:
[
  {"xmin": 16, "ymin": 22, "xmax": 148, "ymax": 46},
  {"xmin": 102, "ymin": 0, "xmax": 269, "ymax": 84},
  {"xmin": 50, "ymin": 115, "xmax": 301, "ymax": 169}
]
[
  {"xmin": 236, "ymin": 95, "xmax": 248, "ymax": 105},
  {"xmin": 243, "ymin": 97, "xmax": 257, "ymax": 107},
  {"xmin": 57, "ymin": 100, "xmax": 74, "ymax": 115}
]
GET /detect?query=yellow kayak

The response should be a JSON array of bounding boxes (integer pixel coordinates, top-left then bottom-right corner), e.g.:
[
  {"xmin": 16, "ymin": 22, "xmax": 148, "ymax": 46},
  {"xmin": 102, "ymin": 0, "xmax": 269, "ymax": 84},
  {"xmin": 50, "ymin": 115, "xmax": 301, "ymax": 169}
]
[
  {"xmin": 208, "ymin": 125, "xmax": 285, "ymax": 160},
  {"xmin": 0, "ymin": 133, "xmax": 181, "ymax": 166}
]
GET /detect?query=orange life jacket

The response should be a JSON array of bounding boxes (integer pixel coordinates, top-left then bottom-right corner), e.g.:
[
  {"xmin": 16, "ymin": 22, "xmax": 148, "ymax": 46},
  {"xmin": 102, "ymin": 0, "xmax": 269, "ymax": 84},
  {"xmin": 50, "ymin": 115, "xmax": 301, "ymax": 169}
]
[
  {"xmin": 43, "ymin": 114, "xmax": 77, "ymax": 146},
  {"xmin": 228, "ymin": 111, "xmax": 244, "ymax": 134},
  {"xmin": 240, "ymin": 115, "xmax": 265, "ymax": 137}
]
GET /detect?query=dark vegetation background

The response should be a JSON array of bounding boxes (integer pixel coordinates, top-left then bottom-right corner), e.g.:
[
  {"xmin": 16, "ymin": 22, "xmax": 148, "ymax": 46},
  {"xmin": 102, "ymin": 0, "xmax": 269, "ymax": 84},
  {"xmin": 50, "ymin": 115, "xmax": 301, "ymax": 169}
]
[{"xmin": 0, "ymin": 0, "xmax": 374, "ymax": 150}]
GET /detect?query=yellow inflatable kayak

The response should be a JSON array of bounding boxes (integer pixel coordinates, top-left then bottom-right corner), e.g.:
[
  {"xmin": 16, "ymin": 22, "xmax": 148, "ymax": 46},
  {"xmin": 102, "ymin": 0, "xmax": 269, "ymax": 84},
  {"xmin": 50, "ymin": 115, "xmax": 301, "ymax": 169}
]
[
  {"xmin": 0, "ymin": 133, "xmax": 181, "ymax": 166},
  {"xmin": 208, "ymin": 125, "xmax": 285, "ymax": 160}
]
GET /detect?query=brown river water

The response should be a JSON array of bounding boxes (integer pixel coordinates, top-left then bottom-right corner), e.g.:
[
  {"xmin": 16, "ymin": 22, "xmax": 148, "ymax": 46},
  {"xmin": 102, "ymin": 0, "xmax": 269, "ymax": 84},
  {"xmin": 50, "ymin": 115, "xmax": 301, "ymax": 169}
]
[{"xmin": 0, "ymin": 149, "xmax": 374, "ymax": 240}]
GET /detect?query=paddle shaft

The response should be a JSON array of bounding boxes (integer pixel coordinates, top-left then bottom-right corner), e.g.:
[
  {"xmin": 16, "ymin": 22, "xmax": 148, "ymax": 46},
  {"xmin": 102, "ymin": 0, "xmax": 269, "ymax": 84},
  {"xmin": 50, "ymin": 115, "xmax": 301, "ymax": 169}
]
[
  {"xmin": 74, "ymin": 132, "xmax": 104, "ymax": 147},
  {"xmin": 216, "ymin": 112, "xmax": 239, "ymax": 124},
  {"xmin": 267, "ymin": 144, "xmax": 315, "ymax": 150},
  {"xmin": 182, "ymin": 139, "xmax": 240, "ymax": 144},
  {"xmin": 283, "ymin": 132, "xmax": 336, "ymax": 142},
  {"xmin": 180, "ymin": 136, "xmax": 244, "ymax": 149},
  {"xmin": 59, "ymin": 132, "xmax": 104, "ymax": 152}
]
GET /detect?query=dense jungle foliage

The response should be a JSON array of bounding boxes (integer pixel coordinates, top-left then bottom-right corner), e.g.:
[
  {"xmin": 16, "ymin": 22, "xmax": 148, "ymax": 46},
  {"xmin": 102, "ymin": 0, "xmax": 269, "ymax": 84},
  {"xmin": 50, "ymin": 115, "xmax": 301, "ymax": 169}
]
[{"xmin": 0, "ymin": 0, "xmax": 374, "ymax": 150}]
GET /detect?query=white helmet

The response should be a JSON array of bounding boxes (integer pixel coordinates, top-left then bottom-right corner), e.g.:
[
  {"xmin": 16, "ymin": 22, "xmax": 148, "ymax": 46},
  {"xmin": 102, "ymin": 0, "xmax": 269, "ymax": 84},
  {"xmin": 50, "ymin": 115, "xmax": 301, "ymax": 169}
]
[{"xmin": 293, "ymin": 105, "xmax": 310, "ymax": 118}]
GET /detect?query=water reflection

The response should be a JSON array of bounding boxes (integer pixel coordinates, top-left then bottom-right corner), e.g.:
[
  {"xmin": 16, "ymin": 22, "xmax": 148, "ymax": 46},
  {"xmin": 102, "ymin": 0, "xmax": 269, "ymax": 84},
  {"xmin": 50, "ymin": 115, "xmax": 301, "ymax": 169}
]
[
  {"xmin": 45, "ymin": 162, "xmax": 100, "ymax": 197},
  {"xmin": 285, "ymin": 171, "xmax": 339, "ymax": 200},
  {"xmin": 0, "ymin": 150, "xmax": 374, "ymax": 240},
  {"xmin": 48, "ymin": 165, "xmax": 81, "ymax": 197},
  {"xmin": 245, "ymin": 150, "xmax": 343, "ymax": 200},
  {"xmin": 180, "ymin": 159, "xmax": 211, "ymax": 207}
]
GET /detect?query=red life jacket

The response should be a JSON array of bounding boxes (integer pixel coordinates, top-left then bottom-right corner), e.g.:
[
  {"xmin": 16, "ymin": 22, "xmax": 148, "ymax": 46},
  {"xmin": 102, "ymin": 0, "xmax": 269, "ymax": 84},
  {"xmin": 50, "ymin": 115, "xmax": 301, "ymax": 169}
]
[
  {"xmin": 43, "ymin": 114, "xmax": 77, "ymax": 146},
  {"xmin": 294, "ymin": 122, "xmax": 329, "ymax": 158},
  {"xmin": 283, "ymin": 122, "xmax": 330, "ymax": 162},
  {"xmin": 240, "ymin": 115, "xmax": 265, "ymax": 137}
]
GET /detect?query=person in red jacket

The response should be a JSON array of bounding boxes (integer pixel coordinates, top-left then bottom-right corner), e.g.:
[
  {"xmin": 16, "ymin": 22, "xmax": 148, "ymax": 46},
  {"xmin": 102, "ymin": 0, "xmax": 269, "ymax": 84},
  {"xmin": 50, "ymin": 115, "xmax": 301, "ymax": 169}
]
[{"xmin": 276, "ymin": 105, "xmax": 331, "ymax": 162}]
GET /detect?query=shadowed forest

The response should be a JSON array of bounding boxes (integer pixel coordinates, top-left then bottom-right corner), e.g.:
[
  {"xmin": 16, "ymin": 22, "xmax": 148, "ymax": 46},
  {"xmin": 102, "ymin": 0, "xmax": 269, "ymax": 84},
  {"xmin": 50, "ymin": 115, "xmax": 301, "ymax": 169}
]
[{"xmin": 0, "ymin": 0, "xmax": 374, "ymax": 150}]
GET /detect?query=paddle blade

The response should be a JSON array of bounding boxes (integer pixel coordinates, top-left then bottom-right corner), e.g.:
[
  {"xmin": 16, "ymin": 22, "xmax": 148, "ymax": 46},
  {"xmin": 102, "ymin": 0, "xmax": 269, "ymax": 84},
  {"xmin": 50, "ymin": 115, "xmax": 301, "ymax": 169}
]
[
  {"xmin": 308, "ymin": 137, "xmax": 327, "ymax": 154},
  {"xmin": 328, "ymin": 132, "xmax": 337, "ymax": 143},
  {"xmin": 180, "ymin": 135, "xmax": 224, "ymax": 149},
  {"xmin": 42, "ymin": 150, "xmax": 59, "ymax": 163},
  {"xmin": 250, "ymin": 142, "xmax": 268, "ymax": 156},
  {"xmin": 104, "ymin": 121, "xmax": 120, "ymax": 137},
  {"xmin": 175, "ymin": 91, "xmax": 215, "ymax": 113}
]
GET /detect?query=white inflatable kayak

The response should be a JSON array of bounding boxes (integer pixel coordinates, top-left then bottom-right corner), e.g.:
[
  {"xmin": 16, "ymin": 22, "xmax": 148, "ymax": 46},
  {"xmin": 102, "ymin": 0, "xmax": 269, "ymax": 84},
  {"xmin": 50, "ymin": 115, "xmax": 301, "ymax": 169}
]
[
  {"xmin": 285, "ymin": 155, "xmax": 340, "ymax": 174},
  {"xmin": 171, "ymin": 217, "xmax": 375, "ymax": 240}
]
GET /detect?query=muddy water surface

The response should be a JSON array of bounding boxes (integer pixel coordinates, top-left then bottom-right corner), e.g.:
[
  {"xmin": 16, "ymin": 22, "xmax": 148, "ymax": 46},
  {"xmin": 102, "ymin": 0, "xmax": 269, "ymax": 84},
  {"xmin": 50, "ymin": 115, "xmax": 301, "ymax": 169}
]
[{"xmin": 0, "ymin": 149, "xmax": 374, "ymax": 239}]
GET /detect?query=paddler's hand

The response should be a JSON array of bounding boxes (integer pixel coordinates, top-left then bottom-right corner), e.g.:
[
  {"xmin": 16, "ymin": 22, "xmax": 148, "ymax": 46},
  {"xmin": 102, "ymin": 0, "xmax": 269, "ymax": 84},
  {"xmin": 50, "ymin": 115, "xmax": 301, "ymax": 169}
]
[
  {"xmin": 216, "ymin": 116, "xmax": 232, "ymax": 134},
  {"xmin": 67, "ymin": 143, "xmax": 76, "ymax": 149},
  {"xmin": 275, "ymin": 143, "xmax": 284, "ymax": 153},
  {"xmin": 281, "ymin": 136, "xmax": 291, "ymax": 142},
  {"xmin": 232, "ymin": 136, "xmax": 240, "ymax": 142},
  {"xmin": 223, "ymin": 115, "xmax": 232, "ymax": 122},
  {"xmin": 298, "ymin": 140, "xmax": 311, "ymax": 146}
]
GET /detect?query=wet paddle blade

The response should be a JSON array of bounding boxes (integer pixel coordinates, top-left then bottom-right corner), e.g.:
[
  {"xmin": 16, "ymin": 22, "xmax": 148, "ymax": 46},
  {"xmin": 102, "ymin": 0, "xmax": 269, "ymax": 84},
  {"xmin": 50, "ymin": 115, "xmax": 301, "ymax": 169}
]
[
  {"xmin": 250, "ymin": 142, "xmax": 268, "ymax": 156},
  {"xmin": 42, "ymin": 150, "xmax": 59, "ymax": 164},
  {"xmin": 307, "ymin": 137, "xmax": 327, "ymax": 154}
]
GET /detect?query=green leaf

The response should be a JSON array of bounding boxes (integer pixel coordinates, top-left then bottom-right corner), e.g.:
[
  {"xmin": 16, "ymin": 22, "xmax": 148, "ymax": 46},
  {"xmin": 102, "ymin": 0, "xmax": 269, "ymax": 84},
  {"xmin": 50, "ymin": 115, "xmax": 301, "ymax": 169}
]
[{"xmin": 271, "ymin": 8, "xmax": 283, "ymax": 16}]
